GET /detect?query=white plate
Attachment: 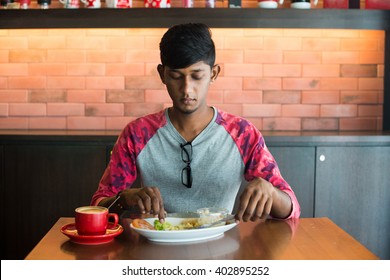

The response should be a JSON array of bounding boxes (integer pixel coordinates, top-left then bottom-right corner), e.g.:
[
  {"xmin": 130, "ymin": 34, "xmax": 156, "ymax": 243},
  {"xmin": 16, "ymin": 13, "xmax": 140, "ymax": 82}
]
[{"xmin": 130, "ymin": 217, "xmax": 237, "ymax": 243}]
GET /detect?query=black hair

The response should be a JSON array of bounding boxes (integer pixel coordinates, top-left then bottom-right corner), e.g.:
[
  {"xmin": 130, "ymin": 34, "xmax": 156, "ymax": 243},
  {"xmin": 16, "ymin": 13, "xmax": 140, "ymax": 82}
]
[{"xmin": 159, "ymin": 23, "xmax": 216, "ymax": 69}]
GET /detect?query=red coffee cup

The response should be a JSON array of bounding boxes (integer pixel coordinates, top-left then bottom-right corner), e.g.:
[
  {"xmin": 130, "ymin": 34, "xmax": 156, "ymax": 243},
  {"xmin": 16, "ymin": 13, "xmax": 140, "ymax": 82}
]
[{"xmin": 75, "ymin": 206, "xmax": 119, "ymax": 236}]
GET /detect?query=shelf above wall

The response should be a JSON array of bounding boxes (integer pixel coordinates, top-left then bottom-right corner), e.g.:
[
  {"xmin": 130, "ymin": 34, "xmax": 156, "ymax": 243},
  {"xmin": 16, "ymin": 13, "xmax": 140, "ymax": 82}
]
[{"xmin": 1, "ymin": 8, "xmax": 390, "ymax": 30}]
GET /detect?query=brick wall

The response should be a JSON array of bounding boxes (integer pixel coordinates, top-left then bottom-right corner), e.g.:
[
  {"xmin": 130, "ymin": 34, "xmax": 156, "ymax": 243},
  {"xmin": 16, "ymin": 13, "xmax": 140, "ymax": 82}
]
[{"xmin": 0, "ymin": 7, "xmax": 385, "ymax": 131}]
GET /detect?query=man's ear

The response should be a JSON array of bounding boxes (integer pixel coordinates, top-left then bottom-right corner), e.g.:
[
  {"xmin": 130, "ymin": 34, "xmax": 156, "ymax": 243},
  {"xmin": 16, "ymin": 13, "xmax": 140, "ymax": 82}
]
[
  {"xmin": 157, "ymin": 64, "xmax": 166, "ymax": 84},
  {"xmin": 210, "ymin": 64, "xmax": 221, "ymax": 84}
]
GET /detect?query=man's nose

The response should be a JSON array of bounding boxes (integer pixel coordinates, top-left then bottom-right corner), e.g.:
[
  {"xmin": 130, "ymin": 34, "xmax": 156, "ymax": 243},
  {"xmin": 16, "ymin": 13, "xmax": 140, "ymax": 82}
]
[{"xmin": 182, "ymin": 76, "xmax": 193, "ymax": 94}]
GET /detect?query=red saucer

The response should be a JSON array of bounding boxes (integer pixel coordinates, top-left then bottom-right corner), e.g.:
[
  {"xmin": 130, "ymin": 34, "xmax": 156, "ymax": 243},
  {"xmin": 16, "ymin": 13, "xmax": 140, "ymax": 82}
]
[{"xmin": 61, "ymin": 222, "xmax": 123, "ymax": 245}]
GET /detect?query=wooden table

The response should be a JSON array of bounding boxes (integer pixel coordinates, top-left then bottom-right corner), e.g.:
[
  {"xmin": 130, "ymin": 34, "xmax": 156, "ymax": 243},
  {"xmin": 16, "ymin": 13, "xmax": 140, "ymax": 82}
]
[{"xmin": 25, "ymin": 217, "xmax": 378, "ymax": 260}]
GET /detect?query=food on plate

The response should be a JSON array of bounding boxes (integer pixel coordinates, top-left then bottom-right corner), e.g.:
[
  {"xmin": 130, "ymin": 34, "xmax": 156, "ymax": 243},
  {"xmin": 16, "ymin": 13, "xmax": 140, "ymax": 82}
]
[
  {"xmin": 154, "ymin": 218, "xmax": 202, "ymax": 231},
  {"xmin": 132, "ymin": 218, "xmax": 203, "ymax": 231},
  {"xmin": 131, "ymin": 219, "xmax": 155, "ymax": 230}
]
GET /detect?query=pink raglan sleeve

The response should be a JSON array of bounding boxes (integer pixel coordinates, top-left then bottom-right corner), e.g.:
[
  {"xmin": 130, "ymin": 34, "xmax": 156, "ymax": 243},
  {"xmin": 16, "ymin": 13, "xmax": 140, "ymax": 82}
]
[
  {"xmin": 246, "ymin": 138, "xmax": 301, "ymax": 219},
  {"xmin": 90, "ymin": 125, "xmax": 138, "ymax": 206},
  {"xmin": 218, "ymin": 110, "xmax": 301, "ymax": 219},
  {"xmin": 90, "ymin": 111, "xmax": 166, "ymax": 206}
]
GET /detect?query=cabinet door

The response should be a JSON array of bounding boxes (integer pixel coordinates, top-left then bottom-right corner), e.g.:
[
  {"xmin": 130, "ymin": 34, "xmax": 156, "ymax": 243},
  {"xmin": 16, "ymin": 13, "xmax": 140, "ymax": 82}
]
[
  {"xmin": 315, "ymin": 146, "xmax": 390, "ymax": 259},
  {"xmin": 1, "ymin": 144, "xmax": 107, "ymax": 260},
  {"xmin": 267, "ymin": 146, "xmax": 315, "ymax": 218}
]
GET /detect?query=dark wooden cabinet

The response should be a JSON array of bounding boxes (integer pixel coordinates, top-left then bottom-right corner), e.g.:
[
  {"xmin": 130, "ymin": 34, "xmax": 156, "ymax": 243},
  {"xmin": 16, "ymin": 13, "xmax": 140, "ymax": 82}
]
[
  {"xmin": 267, "ymin": 146, "xmax": 316, "ymax": 218},
  {"xmin": 0, "ymin": 141, "xmax": 110, "ymax": 260},
  {"xmin": 315, "ymin": 146, "xmax": 390, "ymax": 260}
]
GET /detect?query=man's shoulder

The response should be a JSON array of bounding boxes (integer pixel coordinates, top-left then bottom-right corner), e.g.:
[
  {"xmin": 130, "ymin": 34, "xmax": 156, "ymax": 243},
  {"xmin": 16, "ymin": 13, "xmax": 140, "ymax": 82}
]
[
  {"xmin": 215, "ymin": 108, "xmax": 256, "ymax": 132},
  {"xmin": 127, "ymin": 110, "xmax": 167, "ymax": 130}
]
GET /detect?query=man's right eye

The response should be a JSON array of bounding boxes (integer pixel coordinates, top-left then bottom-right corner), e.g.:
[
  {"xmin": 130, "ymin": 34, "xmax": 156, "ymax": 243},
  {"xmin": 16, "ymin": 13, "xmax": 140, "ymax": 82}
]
[{"xmin": 170, "ymin": 73, "xmax": 181, "ymax": 80}]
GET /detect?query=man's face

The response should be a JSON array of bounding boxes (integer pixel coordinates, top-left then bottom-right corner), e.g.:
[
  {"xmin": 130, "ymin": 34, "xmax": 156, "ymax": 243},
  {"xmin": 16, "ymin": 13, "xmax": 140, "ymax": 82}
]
[{"xmin": 158, "ymin": 61, "xmax": 219, "ymax": 115}]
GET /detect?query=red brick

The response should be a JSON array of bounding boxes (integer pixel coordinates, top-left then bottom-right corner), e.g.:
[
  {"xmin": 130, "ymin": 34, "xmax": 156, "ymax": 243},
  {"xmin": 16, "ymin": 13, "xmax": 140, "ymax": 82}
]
[
  {"xmin": 108, "ymin": 89, "xmax": 145, "ymax": 103},
  {"xmin": 9, "ymin": 103, "xmax": 46, "ymax": 116},
  {"xmin": 106, "ymin": 63, "xmax": 145, "ymax": 76},
  {"xmin": 213, "ymin": 77, "xmax": 243, "ymax": 90},
  {"xmin": 85, "ymin": 103, "xmax": 124, "ymax": 116},
  {"xmin": 358, "ymin": 78, "xmax": 384, "ymax": 90},
  {"xmin": 322, "ymin": 29, "xmax": 359, "ymax": 38},
  {"xmin": 341, "ymin": 91, "xmax": 378, "ymax": 104},
  {"xmin": 9, "ymin": 50, "xmax": 46, "ymax": 63},
  {"xmin": 283, "ymin": 78, "xmax": 320, "ymax": 90},
  {"xmin": 224, "ymin": 90, "xmax": 262, "ymax": 104},
  {"xmin": 0, "ymin": 63, "xmax": 28, "ymax": 76},
  {"xmin": 28, "ymin": 63, "xmax": 67, "ymax": 76},
  {"xmin": 47, "ymin": 77, "xmax": 85, "ymax": 89},
  {"xmin": 322, "ymin": 52, "xmax": 360, "ymax": 64},
  {"xmin": 67, "ymin": 116, "xmax": 106, "ymax": 130},
  {"xmin": 263, "ymin": 90, "xmax": 300, "ymax": 104},
  {"xmin": 264, "ymin": 37, "xmax": 301, "ymax": 51},
  {"xmin": 244, "ymin": 78, "xmax": 281, "ymax": 90},
  {"xmin": 245, "ymin": 50, "xmax": 282, "ymax": 64},
  {"xmin": 125, "ymin": 76, "xmax": 164, "ymax": 90},
  {"xmin": 86, "ymin": 77, "xmax": 124, "ymax": 90},
  {"xmin": 0, "ymin": 90, "xmax": 28, "ymax": 103},
  {"xmin": 0, "ymin": 37, "xmax": 27, "ymax": 49},
  {"xmin": 107, "ymin": 36, "xmax": 145, "ymax": 50},
  {"xmin": 66, "ymin": 36, "xmax": 106, "ymax": 49},
  {"xmin": 320, "ymin": 78, "xmax": 358, "ymax": 90},
  {"xmin": 0, "ymin": 50, "xmax": 8, "ymax": 63},
  {"xmin": 224, "ymin": 37, "xmax": 264, "ymax": 50},
  {"xmin": 0, "ymin": 104, "xmax": 8, "ymax": 117},
  {"xmin": 8, "ymin": 77, "xmax": 46, "ymax": 89},
  {"xmin": 29, "ymin": 117, "xmax": 67, "ymax": 130},
  {"xmin": 358, "ymin": 105, "xmax": 383, "ymax": 117},
  {"xmin": 87, "ymin": 50, "xmax": 125, "ymax": 63},
  {"xmin": 243, "ymin": 104, "xmax": 281, "ymax": 117},
  {"xmin": 67, "ymin": 90, "xmax": 106, "ymax": 103},
  {"xmin": 224, "ymin": 63, "xmax": 262, "ymax": 77},
  {"xmin": 246, "ymin": 117, "xmax": 263, "ymax": 130},
  {"xmin": 47, "ymin": 103, "xmax": 84, "ymax": 116},
  {"xmin": 67, "ymin": 63, "xmax": 105, "ymax": 76},
  {"xmin": 47, "ymin": 50, "xmax": 86, "ymax": 63},
  {"xmin": 341, "ymin": 38, "xmax": 379, "ymax": 51},
  {"xmin": 207, "ymin": 90, "xmax": 223, "ymax": 104},
  {"xmin": 339, "ymin": 118, "xmax": 378, "ymax": 131},
  {"xmin": 264, "ymin": 64, "xmax": 301, "ymax": 77},
  {"xmin": 217, "ymin": 50, "xmax": 244, "ymax": 64},
  {"xmin": 282, "ymin": 104, "xmax": 320, "ymax": 117},
  {"xmin": 126, "ymin": 50, "xmax": 160, "ymax": 63},
  {"xmin": 302, "ymin": 91, "xmax": 340, "ymax": 104},
  {"xmin": 0, "ymin": 117, "xmax": 28, "ymax": 129},
  {"xmin": 124, "ymin": 103, "xmax": 164, "ymax": 117},
  {"xmin": 340, "ymin": 64, "xmax": 377, "ymax": 77},
  {"xmin": 302, "ymin": 38, "xmax": 339, "ymax": 51},
  {"xmin": 283, "ymin": 51, "xmax": 321, "ymax": 64},
  {"xmin": 359, "ymin": 51, "xmax": 384, "ymax": 64},
  {"xmin": 29, "ymin": 90, "xmax": 66, "ymax": 103},
  {"xmin": 144, "ymin": 90, "xmax": 171, "ymax": 103},
  {"xmin": 302, "ymin": 118, "xmax": 339, "ymax": 131},
  {"xmin": 215, "ymin": 104, "xmax": 242, "ymax": 116},
  {"xmin": 106, "ymin": 117, "xmax": 134, "ymax": 131},
  {"xmin": 28, "ymin": 36, "xmax": 66, "ymax": 49},
  {"xmin": 263, "ymin": 118, "xmax": 301, "ymax": 131},
  {"xmin": 303, "ymin": 65, "xmax": 340, "ymax": 77},
  {"xmin": 321, "ymin": 104, "xmax": 357, "ymax": 117}
]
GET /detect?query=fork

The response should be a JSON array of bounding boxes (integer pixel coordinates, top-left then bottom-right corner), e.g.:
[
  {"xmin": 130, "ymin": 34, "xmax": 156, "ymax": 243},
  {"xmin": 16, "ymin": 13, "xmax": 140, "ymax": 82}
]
[{"xmin": 194, "ymin": 214, "xmax": 236, "ymax": 229}]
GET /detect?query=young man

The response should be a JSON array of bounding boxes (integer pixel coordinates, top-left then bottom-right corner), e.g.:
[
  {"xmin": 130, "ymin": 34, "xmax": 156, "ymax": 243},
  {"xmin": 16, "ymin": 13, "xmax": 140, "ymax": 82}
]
[{"xmin": 91, "ymin": 23, "xmax": 300, "ymax": 222}]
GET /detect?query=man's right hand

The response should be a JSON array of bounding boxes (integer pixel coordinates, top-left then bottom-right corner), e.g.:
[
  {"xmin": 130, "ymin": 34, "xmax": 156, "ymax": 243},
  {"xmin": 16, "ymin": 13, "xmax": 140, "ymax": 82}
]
[{"xmin": 120, "ymin": 187, "xmax": 166, "ymax": 222}]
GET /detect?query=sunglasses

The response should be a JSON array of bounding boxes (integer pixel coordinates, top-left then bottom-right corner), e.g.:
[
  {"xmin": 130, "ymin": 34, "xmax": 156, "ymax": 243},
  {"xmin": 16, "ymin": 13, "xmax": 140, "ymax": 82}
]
[{"xmin": 180, "ymin": 142, "xmax": 193, "ymax": 188}]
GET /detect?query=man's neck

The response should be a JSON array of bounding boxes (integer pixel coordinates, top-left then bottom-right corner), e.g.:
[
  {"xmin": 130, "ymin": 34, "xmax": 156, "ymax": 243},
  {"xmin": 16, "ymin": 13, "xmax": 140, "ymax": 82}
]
[{"xmin": 169, "ymin": 106, "xmax": 214, "ymax": 142}]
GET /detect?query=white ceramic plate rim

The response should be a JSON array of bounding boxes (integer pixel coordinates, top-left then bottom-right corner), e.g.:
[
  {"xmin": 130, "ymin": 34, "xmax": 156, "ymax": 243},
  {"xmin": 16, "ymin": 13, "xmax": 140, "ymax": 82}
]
[{"xmin": 130, "ymin": 217, "xmax": 237, "ymax": 243}]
